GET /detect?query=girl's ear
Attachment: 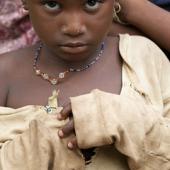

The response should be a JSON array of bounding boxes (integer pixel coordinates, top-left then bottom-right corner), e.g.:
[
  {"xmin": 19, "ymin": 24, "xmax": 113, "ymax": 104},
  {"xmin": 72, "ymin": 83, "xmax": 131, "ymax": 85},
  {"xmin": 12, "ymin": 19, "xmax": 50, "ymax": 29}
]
[{"xmin": 22, "ymin": 0, "xmax": 29, "ymax": 10}]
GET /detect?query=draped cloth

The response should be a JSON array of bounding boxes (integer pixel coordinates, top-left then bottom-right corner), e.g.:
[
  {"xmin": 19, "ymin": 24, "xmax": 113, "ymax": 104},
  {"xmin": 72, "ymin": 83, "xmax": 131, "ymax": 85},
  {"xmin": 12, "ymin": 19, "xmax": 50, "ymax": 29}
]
[{"xmin": 0, "ymin": 35, "xmax": 170, "ymax": 170}]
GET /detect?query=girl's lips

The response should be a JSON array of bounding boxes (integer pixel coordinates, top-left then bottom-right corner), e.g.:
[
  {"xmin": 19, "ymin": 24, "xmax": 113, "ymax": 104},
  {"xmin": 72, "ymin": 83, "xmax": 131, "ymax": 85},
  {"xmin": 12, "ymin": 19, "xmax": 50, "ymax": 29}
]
[
  {"xmin": 59, "ymin": 43, "xmax": 89, "ymax": 54},
  {"xmin": 60, "ymin": 42, "xmax": 87, "ymax": 47}
]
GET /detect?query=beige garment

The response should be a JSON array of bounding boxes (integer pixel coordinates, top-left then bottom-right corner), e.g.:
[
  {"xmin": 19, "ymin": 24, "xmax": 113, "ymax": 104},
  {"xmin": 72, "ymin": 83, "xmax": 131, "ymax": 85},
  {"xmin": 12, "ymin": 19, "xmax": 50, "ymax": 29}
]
[{"xmin": 0, "ymin": 34, "xmax": 170, "ymax": 170}]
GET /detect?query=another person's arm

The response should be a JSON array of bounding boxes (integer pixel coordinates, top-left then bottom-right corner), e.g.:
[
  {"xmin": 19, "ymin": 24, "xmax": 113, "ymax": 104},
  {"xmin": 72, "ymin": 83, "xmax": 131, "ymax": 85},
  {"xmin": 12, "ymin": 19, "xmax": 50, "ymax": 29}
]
[{"xmin": 112, "ymin": 0, "xmax": 170, "ymax": 52}]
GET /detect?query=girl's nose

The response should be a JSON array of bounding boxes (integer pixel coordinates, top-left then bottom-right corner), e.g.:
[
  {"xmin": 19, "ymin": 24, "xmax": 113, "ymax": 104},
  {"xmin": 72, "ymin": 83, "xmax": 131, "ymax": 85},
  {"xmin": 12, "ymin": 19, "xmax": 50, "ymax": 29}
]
[{"xmin": 61, "ymin": 14, "xmax": 86, "ymax": 37}]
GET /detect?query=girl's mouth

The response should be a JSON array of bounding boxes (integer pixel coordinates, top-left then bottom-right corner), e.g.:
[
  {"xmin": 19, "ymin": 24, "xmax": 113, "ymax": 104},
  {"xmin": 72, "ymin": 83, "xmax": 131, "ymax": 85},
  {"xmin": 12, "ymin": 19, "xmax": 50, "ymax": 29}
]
[
  {"xmin": 59, "ymin": 42, "xmax": 89, "ymax": 54},
  {"xmin": 60, "ymin": 42, "xmax": 87, "ymax": 47}
]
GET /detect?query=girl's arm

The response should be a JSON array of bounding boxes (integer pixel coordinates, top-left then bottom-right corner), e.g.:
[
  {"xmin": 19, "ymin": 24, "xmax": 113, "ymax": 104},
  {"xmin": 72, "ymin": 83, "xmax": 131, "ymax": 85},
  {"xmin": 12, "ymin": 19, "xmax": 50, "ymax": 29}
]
[{"xmin": 113, "ymin": 0, "xmax": 170, "ymax": 52}]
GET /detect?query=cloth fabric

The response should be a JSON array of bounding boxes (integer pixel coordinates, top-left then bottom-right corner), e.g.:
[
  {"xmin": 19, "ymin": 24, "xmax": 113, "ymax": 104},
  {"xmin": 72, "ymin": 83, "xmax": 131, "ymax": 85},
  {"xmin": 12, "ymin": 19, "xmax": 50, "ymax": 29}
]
[
  {"xmin": 152, "ymin": 0, "xmax": 170, "ymax": 10},
  {"xmin": 0, "ymin": 0, "xmax": 38, "ymax": 54},
  {"xmin": 152, "ymin": 0, "xmax": 170, "ymax": 5},
  {"xmin": 0, "ymin": 34, "xmax": 170, "ymax": 170}
]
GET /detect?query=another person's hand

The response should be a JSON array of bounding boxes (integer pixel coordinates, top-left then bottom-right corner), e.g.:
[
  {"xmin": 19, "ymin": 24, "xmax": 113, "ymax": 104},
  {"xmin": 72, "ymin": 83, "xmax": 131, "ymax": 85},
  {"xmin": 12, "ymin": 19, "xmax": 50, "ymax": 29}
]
[
  {"xmin": 57, "ymin": 103, "xmax": 78, "ymax": 150},
  {"xmin": 116, "ymin": 0, "xmax": 147, "ymax": 22}
]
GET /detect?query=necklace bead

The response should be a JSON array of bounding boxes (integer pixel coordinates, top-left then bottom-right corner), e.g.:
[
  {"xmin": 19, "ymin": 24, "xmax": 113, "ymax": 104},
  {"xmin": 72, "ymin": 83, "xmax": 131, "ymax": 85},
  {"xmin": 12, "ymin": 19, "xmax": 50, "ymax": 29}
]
[
  {"xmin": 51, "ymin": 79, "xmax": 58, "ymax": 85},
  {"xmin": 59, "ymin": 72, "xmax": 66, "ymax": 79},
  {"xmin": 42, "ymin": 73, "xmax": 49, "ymax": 80},
  {"xmin": 35, "ymin": 69, "xmax": 41, "ymax": 75}
]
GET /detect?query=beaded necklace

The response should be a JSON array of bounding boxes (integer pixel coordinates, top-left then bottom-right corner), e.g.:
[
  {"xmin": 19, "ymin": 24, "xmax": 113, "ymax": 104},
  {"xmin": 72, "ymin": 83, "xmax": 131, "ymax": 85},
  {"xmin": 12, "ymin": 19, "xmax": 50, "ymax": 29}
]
[{"xmin": 33, "ymin": 42, "xmax": 105, "ymax": 85}]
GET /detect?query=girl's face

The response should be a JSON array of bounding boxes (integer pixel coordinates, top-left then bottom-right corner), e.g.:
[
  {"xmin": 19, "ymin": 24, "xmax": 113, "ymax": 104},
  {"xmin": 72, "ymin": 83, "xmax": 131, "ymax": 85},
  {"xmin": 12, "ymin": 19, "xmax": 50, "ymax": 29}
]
[{"xmin": 25, "ymin": 0, "xmax": 114, "ymax": 61}]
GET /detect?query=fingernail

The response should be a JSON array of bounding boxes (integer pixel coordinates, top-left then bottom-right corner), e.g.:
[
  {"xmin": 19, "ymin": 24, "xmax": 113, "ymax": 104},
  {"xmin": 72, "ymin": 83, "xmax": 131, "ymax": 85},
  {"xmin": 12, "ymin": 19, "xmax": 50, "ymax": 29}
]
[
  {"xmin": 68, "ymin": 142, "xmax": 73, "ymax": 149},
  {"xmin": 58, "ymin": 130, "xmax": 64, "ymax": 138}
]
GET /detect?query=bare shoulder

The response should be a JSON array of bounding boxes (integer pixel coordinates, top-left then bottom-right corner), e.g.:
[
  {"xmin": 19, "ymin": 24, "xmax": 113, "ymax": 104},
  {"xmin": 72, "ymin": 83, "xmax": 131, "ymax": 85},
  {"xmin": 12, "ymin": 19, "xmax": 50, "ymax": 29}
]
[{"xmin": 0, "ymin": 45, "xmax": 35, "ymax": 106}]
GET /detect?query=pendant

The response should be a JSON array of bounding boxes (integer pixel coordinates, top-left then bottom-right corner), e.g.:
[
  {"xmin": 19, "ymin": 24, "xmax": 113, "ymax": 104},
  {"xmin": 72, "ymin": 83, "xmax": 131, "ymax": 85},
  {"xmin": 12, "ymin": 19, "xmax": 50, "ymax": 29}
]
[{"xmin": 45, "ymin": 90, "xmax": 63, "ymax": 114}]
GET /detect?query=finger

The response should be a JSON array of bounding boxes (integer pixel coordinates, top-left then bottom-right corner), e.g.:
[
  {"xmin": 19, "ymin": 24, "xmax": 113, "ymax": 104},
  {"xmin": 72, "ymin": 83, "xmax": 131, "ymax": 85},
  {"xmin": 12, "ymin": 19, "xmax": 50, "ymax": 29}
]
[
  {"xmin": 58, "ymin": 118, "xmax": 74, "ymax": 138},
  {"xmin": 57, "ymin": 102, "xmax": 72, "ymax": 120},
  {"xmin": 67, "ymin": 137, "xmax": 78, "ymax": 150}
]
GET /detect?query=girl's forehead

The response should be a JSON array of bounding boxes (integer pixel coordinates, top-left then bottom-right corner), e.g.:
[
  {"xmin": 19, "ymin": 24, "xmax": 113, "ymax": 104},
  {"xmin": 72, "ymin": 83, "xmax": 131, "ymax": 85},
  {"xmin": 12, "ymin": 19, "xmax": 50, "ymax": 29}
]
[
  {"xmin": 30, "ymin": 0, "xmax": 104, "ymax": 3},
  {"xmin": 28, "ymin": 0, "xmax": 114, "ymax": 11},
  {"xmin": 49, "ymin": 0, "xmax": 86, "ymax": 1},
  {"xmin": 29, "ymin": 0, "xmax": 78, "ymax": 5},
  {"xmin": 28, "ymin": 0, "xmax": 83, "ymax": 6}
]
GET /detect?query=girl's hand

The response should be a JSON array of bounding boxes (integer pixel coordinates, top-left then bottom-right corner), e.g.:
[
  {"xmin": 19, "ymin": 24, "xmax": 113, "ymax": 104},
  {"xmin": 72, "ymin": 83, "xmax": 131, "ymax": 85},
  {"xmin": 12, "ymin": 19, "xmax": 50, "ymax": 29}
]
[{"xmin": 57, "ymin": 103, "xmax": 78, "ymax": 150}]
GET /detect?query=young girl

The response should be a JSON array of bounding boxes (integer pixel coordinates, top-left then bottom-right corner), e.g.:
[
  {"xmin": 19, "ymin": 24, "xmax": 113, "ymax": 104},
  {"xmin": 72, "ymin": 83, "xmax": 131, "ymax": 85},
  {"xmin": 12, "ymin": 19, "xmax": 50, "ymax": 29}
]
[{"xmin": 0, "ymin": 0, "xmax": 170, "ymax": 170}]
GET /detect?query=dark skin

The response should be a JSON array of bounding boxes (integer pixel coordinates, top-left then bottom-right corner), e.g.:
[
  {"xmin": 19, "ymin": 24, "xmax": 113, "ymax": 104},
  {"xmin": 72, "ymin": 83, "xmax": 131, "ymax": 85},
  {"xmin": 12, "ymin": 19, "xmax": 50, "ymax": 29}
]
[{"xmin": 0, "ymin": 0, "xmax": 122, "ymax": 149}]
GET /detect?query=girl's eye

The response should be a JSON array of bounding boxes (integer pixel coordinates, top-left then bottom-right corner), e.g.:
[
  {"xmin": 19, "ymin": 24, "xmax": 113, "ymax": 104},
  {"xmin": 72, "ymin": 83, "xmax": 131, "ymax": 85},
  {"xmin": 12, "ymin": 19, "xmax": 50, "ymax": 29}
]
[
  {"xmin": 43, "ymin": 1, "xmax": 61, "ymax": 11},
  {"xmin": 85, "ymin": 0, "xmax": 103, "ymax": 11}
]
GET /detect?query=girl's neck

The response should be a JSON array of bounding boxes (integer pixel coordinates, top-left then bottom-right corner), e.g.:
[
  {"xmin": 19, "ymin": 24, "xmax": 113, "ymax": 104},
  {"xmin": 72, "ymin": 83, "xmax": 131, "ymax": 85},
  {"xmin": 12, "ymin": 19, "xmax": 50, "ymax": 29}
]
[{"xmin": 38, "ymin": 41, "xmax": 106, "ymax": 71}]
